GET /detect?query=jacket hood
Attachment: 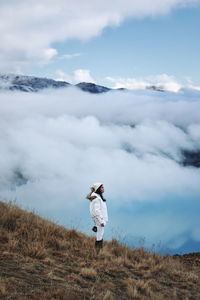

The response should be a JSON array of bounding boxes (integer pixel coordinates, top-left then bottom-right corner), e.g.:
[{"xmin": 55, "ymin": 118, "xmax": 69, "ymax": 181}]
[{"xmin": 91, "ymin": 182, "xmax": 103, "ymax": 192}]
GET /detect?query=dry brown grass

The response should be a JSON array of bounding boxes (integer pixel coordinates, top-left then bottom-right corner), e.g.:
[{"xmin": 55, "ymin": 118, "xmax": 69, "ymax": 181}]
[
  {"xmin": 0, "ymin": 278, "xmax": 6, "ymax": 296},
  {"xmin": 81, "ymin": 267, "xmax": 97, "ymax": 279},
  {"xmin": 103, "ymin": 290, "xmax": 115, "ymax": 300},
  {"xmin": 0, "ymin": 201, "xmax": 200, "ymax": 300}
]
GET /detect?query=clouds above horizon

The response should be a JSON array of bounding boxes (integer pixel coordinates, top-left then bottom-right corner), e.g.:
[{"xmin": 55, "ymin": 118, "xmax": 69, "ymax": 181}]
[
  {"xmin": 55, "ymin": 69, "xmax": 96, "ymax": 84},
  {"xmin": 106, "ymin": 73, "xmax": 182, "ymax": 92},
  {"xmin": 0, "ymin": 0, "xmax": 200, "ymax": 71},
  {"xmin": 54, "ymin": 69, "xmax": 200, "ymax": 91},
  {"xmin": 0, "ymin": 87, "xmax": 200, "ymax": 251}
]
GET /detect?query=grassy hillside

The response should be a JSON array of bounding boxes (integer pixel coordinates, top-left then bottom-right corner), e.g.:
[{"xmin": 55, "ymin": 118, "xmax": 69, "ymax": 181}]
[{"xmin": 0, "ymin": 201, "xmax": 200, "ymax": 300}]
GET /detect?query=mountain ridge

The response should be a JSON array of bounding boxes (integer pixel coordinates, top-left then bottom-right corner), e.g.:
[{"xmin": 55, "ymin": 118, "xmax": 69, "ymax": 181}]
[
  {"xmin": 0, "ymin": 73, "xmax": 165, "ymax": 94},
  {"xmin": 0, "ymin": 74, "xmax": 111, "ymax": 94}
]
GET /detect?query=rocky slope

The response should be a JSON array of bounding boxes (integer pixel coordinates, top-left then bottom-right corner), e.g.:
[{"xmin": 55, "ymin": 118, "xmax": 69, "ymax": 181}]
[{"xmin": 0, "ymin": 74, "xmax": 110, "ymax": 94}]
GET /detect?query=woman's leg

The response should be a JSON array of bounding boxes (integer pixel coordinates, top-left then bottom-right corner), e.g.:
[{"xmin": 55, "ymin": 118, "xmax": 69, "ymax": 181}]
[
  {"xmin": 96, "ymin": 226, "xmax": 104, "ymax": 241},
  {"xmin": 95, "ymin": 226, "xmax": 104, "ymax": 252}
]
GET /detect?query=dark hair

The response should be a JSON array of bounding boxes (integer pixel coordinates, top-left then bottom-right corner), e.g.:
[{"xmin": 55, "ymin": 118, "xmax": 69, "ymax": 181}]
[{"xmin": 96, "ymin": 185, "xmax": 106, "ymax": 202}]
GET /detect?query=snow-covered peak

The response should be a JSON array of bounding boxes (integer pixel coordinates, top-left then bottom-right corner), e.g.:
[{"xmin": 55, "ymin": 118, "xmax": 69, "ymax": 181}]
[
  {"xmin": 0, "ymin": 74, "xmax": 70, "ymax": 92},
  {"xmin": 0, "ymin": 74, "xmax": 111, "ymax": 94}
]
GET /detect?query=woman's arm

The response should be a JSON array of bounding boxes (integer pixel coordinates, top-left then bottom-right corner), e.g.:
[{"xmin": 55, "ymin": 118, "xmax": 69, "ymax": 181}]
[
  {"xmin": 86, "ymin": 187, "xmax": 97, "ymax": 201},
  {"xmin": 86, "ymin": 192, "xmax": 97, "ymax": 201}
]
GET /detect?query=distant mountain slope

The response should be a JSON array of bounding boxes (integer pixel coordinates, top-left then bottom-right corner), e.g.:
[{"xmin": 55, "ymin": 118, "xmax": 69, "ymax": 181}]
[
  {"xmin": 0, "ymin": 74, "xmax": 69, "ymax": 92},
  {"xmin": 76, "ymin": 82, "xmax": 111, "ymax": 93},
  {"xmin": 0, "ymin": 74, "xmax": 110, "ymax": 94},
  {"xmin": 182, "ymin": 150, "xmax": 200, "ymax": 168},
  {"xmin": 1, "ymin": 201, "xmax": 200, "ymax": 300},
  {"xmin": 0, "ymin": 74, "xmax": 165, "ymax": 94}
]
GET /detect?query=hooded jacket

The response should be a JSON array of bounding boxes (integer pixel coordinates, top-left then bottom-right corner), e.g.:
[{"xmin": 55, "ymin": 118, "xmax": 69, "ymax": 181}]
[{"xmin": 89, "ymin": 192, "xmax": 108, "ymax": 226}]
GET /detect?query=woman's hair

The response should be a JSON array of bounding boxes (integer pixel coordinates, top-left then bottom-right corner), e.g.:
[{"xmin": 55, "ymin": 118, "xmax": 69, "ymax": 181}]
[{"xmin": 95, "ymin": 185, "xmax": 106, "ymax": 202}]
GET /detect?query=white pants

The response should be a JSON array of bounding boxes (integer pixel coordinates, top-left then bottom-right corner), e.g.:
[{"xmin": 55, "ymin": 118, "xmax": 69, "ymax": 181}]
[
  {"xmin": 96, "ymin": 225, "xmax": 104, "ymax": 241},
  {"xmin": 92, "ymin": 216, "xmax": 106, "ymax": 241}
]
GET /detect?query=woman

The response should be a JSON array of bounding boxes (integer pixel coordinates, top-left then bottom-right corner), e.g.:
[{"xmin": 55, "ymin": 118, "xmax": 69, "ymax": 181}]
[{"xmin": 86, "ymin": 183, "xmax": 108, "ymax": 251}]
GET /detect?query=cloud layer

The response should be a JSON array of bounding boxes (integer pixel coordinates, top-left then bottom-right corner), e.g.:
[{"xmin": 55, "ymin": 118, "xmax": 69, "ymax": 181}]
[
  {"xmin": 56, "ymin": 69, "xmax": 96, "ymax": 84},
  {"xmin": 0, "ymin": 87, "xmax": 200, "ymax": 252},
  {"xmin": 106, "ymin": 74, "xmax": 182, "ymax": 92},
  {"xmin": 0, "ymin": 0, "xmax": 200, "ymax": 71}
]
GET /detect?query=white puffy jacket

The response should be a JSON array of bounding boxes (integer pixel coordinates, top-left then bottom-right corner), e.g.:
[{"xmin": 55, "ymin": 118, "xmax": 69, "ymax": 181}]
[{"xmin": 89, "ymin": 192, "xmax": 108, "ymax": 226}]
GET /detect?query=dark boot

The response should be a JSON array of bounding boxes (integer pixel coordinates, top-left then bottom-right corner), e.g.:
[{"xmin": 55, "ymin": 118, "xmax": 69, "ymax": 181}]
[
  {"xmin": 95, "ymin": 239, "xmax": 103, "ymax": 254},
  {"xmin": 98, "ymin": 239, "xmax": 103, "ymax": 248}
]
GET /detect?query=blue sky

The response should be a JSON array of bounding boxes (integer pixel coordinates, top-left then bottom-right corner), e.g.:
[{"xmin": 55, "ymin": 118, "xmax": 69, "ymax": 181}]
[
  {"xmin": 1, "ymin": 1, "xmax": 200, "ymax": 90},
  {"xmin": 56, "ymin": 7, "xmax": 199, "ymax": 80},
  {"xmin": 30, "ymin": 5, "xmax": 200, "ymax": 88}
]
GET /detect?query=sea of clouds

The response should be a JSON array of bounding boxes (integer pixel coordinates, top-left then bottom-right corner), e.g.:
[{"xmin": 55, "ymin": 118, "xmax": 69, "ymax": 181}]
[{"xmin": 0, "ymin": 87, "xmax": 200, "ymax": 253}]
